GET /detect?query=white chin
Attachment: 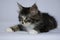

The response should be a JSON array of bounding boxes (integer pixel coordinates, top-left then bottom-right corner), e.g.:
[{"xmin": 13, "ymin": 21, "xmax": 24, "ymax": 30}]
[{"xmin": 6, "ymin": 28, "xmax": 13, "ymax": 32}]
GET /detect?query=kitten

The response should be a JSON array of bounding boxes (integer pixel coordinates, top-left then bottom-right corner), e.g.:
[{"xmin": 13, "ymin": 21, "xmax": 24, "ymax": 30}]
[{"xmin": 6, "ymin": 3, "xmax": 57, "ymax": 34}]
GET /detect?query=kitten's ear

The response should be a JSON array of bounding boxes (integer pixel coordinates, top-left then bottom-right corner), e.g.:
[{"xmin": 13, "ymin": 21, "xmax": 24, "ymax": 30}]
[
  {"xmin": 17, "ymin": 3, "xmax": 23, "ymax": 10},
  {"xmin": 30, "ymin": 4, "xmax": 38, "ymax": 15},
  {"xmin": 31, "ymin": 4, "xmax": 38, "ymax": 9}
]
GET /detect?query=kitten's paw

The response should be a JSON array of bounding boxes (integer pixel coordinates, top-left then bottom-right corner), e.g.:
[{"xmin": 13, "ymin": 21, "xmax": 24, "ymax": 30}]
[
  {"xmin": 28, "ymin": 30, "xmax": 38, "ymax": 34},
  {"xmin": 6, "ymin": 28, "xmax": 14, "ymax": 32}
]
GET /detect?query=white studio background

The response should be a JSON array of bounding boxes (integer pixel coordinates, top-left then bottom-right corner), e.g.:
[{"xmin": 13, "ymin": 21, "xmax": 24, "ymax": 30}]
[{"xmin": 0, "ymin": 0, "xmax": 60, "ymax": 32}]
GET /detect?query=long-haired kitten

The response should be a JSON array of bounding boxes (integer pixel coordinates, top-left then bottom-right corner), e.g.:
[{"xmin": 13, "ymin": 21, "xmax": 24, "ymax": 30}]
[{"xmin": 6, "ymin": 3, "xmax": 57, "ymax": 34}]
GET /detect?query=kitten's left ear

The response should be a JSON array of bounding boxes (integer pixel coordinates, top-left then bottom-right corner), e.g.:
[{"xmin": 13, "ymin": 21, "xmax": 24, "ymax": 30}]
[
  {"xmin": 30, "ymin": 4, "xmax": 38, "ymax": 15},
  {"xmin": 17, "ymin": 3, "xmax": 23, "ymax": 10},
  {"xmin": 31, "ymin": 4, "xmax": 38, "ymax": 9}
]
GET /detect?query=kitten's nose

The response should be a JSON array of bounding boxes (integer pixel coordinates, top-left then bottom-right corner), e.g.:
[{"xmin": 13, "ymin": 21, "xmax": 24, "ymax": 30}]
[
  {"xmin": 22, "ymin": 20, "xmax": 25, "ymax": 24},
  {"xmin": 22, "ymin": 17, "xmax": 31, "ymax": 24},
  {"xmin": 22, "ymin": 21, "xmax": 24, "ymax": 24},
  {"xmin": 22, "ymin": 20, "xmax": 27, "ymax": 24}
]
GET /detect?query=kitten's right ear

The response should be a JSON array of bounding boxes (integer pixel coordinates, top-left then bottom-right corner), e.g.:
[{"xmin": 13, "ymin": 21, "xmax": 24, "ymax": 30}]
[{"xmin": 17, "ymin": 3, "xmax": 23, "ymax": 10}]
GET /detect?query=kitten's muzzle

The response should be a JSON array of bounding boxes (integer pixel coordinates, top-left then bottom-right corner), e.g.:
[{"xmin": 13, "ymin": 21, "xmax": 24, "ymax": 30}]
[{"xmin": 22, "ymin": 18, "xmax": 31, "ymax": 24}]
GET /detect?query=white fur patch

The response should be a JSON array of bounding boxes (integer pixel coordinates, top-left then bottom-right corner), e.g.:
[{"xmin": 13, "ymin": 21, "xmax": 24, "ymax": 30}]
[
  {"xmin": 22, "ymin": 16, "xmax": 26, "ymax": 20},
  {"xmin": 6, "ymin": 28, "xmax": 13, "ymax": 32},
  {"xmin": 28, "ymin": 30, "xmax": 38, "ymax": 34},
  {"xmin": 22, "ymin": 22, "xmax": 35, "ymax": 30}
]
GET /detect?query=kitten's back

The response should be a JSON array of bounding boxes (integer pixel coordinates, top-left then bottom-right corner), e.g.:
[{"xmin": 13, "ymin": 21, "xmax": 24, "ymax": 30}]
[{"xmin": 42, "ymin": 13, "xmax": 57, "ymax": 30}]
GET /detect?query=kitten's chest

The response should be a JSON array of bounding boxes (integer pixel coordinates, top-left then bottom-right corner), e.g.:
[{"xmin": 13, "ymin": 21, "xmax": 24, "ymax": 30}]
[
  {"xmin": 19, "ymin": 16, "xmax": 37, "ymax": 30},
  {"xmin": 22, "ymin": 23, "xmax": 35, "ymax": 30}
]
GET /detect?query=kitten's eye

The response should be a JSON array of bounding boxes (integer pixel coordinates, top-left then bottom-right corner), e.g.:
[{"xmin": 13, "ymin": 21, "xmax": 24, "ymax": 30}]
[
  {"xmin": 31, "ymin": 18, "xmax": 39, "ymax": 22},
  {"xmin": 26, "ymin": 17, "xmax": 31, "ymax": 22}
]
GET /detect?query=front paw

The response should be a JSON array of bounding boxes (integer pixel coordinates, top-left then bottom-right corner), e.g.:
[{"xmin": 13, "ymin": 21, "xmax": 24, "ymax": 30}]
[
  {"xmin": 6, "ymin": 28, "xmax": 14, "ymax": 32},
  {"xmin": 28, "ymin": 30, "xmax": 38, "ymax": 34}
]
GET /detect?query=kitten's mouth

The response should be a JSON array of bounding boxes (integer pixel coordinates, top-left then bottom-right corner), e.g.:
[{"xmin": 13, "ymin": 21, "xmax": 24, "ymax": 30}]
[
  {"xmin": 22, "ymin": 21, "xmax": 26, "ymax": 24},
  {"xmin": 22, "ymin": 20, "xmax": 30, "ymax": 24},
  {"xmin": 21, "ymin": 16, "xmax": 31, "ymax": 24},
  {"xmin": 22, "ymin": 21, "xmax": 31, "ymax": 27}
]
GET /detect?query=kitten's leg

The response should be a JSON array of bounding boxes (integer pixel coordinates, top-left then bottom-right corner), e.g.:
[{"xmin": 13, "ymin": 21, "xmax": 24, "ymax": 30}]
[
  {"xmin": 6, "ymin": 24, "xmax": 25, "ymax": 32},
  {"xmin": 40, "ymin": 27, "xmax": 49, "ymax": 33},
  {"xmin": 28, "ymin": 30, "xmax": 38, "ymax": 34}
]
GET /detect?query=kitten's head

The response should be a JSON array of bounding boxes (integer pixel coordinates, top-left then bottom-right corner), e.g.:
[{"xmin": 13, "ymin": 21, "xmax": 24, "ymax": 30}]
[{"xmin": 17, "ymin": 3, "xmax": 41, "ymax": 25}]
